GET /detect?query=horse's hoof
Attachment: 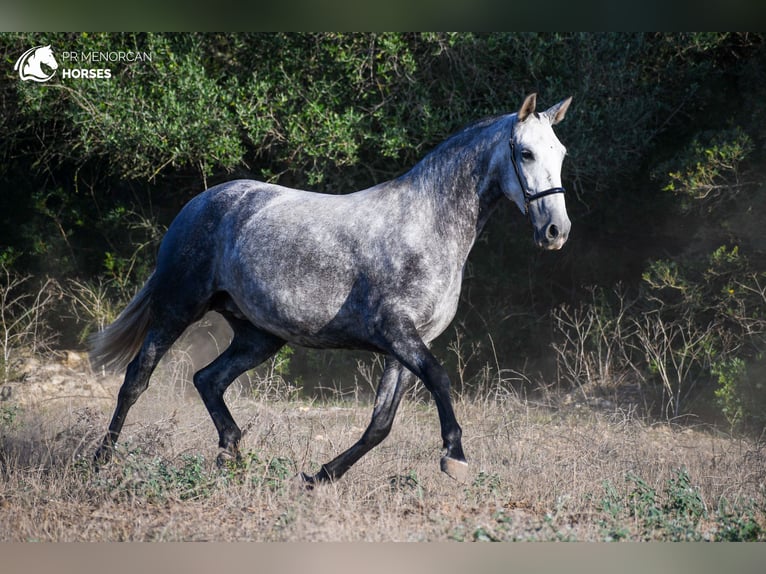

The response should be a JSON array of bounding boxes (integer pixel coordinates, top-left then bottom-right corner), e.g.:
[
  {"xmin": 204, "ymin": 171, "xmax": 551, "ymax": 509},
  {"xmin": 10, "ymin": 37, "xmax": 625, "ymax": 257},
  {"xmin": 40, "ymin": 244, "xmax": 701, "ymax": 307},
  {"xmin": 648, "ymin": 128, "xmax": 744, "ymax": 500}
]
[
  {"xmin": 216, "ymin": 448, "xmax": 241, "ymax": 469},
  {"xmin": 290, "ymin": 472, "xmax": 317, "ymax": 490},
  {"xmin": 93, "ymin": 445, "xmax": 113, "ymax": 468},
  {"xmin": 440, "ymin": 456, "xmax": 469, "ymax": 483}
]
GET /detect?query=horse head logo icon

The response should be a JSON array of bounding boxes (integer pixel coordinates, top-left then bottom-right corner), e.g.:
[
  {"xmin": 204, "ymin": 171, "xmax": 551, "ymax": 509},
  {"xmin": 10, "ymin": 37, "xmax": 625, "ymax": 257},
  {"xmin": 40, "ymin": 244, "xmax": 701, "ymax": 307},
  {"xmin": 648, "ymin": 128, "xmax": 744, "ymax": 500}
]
[{"xmin": 14, "ymin": 45, "xmax": 59, "ymax": 82}]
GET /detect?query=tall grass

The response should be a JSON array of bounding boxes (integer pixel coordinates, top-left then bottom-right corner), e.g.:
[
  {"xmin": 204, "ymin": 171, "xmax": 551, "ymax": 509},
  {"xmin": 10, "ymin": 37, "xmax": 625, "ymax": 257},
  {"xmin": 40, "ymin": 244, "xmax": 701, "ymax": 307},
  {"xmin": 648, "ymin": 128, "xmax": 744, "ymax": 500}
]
[{"xmin": 0, "ymin": 265, "xmax": 58, "ymax": 383}]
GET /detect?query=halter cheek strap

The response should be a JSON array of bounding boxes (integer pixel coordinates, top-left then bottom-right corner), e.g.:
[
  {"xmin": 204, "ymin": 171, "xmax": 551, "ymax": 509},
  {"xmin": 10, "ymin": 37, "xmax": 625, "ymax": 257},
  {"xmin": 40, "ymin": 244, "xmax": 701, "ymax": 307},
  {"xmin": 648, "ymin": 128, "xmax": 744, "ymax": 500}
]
[{"xmin": 509, "ymin": 141, "xmax": 566, "ymax": 215}]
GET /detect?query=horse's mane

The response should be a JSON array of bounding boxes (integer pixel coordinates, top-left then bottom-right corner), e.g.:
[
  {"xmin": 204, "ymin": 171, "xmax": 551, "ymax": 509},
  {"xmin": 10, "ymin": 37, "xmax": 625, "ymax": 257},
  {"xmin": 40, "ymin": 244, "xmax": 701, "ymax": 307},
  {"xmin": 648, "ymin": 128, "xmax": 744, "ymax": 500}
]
[
  {"xmin": 405, "ymin": 113, "xmax": 512, "ymax": 183},
  {"xmin": 438, "ymin": 114, "xmax": 509, "ymax": 149}
]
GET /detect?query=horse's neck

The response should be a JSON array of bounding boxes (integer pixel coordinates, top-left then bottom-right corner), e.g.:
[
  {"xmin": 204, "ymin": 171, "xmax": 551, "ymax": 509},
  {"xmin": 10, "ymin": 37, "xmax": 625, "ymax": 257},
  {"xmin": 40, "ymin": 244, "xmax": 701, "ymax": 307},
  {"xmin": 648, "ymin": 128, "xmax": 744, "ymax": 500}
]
[
  {"xmin": 475, "ymin": 177, "xmax": 505, "ymax": 235},
  {"xmin": 407, "ymin": 136, "xmax": 505, "ymax": 241}
]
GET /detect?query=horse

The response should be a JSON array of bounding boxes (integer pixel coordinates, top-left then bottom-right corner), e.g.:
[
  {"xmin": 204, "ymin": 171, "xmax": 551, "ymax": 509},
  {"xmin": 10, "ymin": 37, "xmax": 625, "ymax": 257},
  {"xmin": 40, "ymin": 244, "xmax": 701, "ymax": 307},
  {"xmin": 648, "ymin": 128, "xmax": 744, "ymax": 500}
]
[
  {"xmin": 91, "ymin": 93, "xmax": 572, "ymax": 484},
  {"xmin": 14, "ymin": 45, "xmax": 58, "ymax": 82}
]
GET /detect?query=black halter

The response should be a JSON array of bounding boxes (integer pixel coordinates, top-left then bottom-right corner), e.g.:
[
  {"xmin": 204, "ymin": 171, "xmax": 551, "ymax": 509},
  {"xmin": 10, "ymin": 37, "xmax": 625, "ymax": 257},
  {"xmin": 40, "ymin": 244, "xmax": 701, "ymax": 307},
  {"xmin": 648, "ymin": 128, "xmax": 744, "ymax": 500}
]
[{"xmin": 509, "ymin": 140, "xmax": 566, "ymax": 215}]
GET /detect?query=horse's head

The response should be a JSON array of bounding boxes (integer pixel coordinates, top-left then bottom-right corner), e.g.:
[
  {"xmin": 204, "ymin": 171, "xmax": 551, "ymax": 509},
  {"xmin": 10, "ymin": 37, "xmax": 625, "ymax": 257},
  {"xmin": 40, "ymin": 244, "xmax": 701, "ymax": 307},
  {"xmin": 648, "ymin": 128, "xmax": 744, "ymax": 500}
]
[
  {"xmin": 15, "ymin": 45, "xmax": 58, "ymax": 82},
  {"xmin": 503, "ymin": 93, "xmax": 572, "ymax": 250}
]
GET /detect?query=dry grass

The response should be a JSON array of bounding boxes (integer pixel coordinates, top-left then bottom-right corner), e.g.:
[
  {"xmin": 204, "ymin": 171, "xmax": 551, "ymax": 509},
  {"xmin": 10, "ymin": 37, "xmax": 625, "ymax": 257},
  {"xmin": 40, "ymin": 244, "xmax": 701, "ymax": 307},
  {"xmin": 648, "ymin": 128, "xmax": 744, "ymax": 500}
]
[{"xmin": 1, "ymin": 356, "xmax": 764, "ymax": 542}]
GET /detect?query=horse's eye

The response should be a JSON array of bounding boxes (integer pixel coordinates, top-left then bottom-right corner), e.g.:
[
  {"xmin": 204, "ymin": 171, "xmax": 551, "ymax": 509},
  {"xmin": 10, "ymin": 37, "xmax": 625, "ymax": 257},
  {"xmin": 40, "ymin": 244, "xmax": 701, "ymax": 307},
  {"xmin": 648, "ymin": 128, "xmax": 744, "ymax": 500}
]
[{"xmin": 521, "ymin": 149, "xmax": 534, "ymax": 161}]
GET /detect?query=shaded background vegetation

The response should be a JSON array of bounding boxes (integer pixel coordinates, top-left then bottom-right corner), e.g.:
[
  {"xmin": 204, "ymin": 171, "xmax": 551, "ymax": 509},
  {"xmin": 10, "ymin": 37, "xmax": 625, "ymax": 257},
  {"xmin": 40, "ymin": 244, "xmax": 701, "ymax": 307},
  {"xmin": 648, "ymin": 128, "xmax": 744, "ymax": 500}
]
[{"xmin": 2, "ymin": 32, "xmax": 766, "ymax": 432}]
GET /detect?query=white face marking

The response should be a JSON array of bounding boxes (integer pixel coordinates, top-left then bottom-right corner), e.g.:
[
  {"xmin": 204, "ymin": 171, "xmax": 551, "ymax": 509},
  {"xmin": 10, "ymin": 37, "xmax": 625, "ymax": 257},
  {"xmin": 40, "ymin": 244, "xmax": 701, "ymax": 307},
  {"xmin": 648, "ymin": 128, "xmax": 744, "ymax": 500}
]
[
  {"xmin": 513, "ymin": 115, "xmax": 567, "ymax": 195},
  {"xmin": 504, "ymin": 114, "xmax": 571, "ymax": 250}
]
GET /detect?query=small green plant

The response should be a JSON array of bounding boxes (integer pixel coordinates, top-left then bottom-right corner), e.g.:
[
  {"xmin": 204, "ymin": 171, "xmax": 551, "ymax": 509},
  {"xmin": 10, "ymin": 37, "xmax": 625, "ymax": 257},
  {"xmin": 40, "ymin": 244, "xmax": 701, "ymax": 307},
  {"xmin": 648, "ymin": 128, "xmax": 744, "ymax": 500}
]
[
  {"xmin": 597, "ymin": 468, "xmax": 764, "ymax": 541},
  {"xmin": 272, "ymin": 346, "xmax": 294, "ymax": 378},
  {"xmin": 625, "ymin": 471, "xmax": 665, "ymax": 535},
  {"xmin": 463, "ymin": 470, "xmax": 503, "ymax": 507},
  {"xmin": 246, "ymin": 345, "xmax": 302, "ymax": 402},
  {"xmin": 598, "ymin": 480, "xmax": 631, "ymax": 541},
  {"xmin": 472, "ymin": 525, "xmax": 500, "ymax": 542},
  {"xmin": 263, "ymin": 456, "xmax": 295, "ymax": 488},
  {"xmin": 0, "ymin": 404, "xmax": 21, "ymax": 432},
  {"xmin": 661, "ymin": 468, "xmax": 708, "ymax": 541},
  {"xmin": 101, "ymin": 449, "xmax": 215, "ymax": 502},
  {"xmin": 625, "ymin": 468, "xmax": 712, "ymax": 541},
  {"xmin": 665, "ymin": 467, "xmax": 706, "ymax": 519},
  {"xmin": 715, "ymin": 498, "xmax": 763, "ymax": 541},
  {"xmin": 221, "ymin": 451, "xmax": 295, "ymax": 491},
  {"xmin": 711, "ymin": 357, "xmax": 747, "ymax": 430},
  {"xmin": 164, "ymin": 454, "xmax": 211, "ymax": 500},
  {"xmin": 388, "ymin": 469, "xmax": 424, "ymax": 500},
  {"xmin": 471, "ymin": 471, "xmax": 502, "ymax": 493}
]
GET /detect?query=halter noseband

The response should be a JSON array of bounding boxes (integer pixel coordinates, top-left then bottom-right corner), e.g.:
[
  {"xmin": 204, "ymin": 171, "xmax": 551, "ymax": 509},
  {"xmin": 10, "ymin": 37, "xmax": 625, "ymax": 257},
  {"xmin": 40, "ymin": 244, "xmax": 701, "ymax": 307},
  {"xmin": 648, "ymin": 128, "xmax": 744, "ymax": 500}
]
[{"xmin": 509, "ymin": 140, "xmax": 566, "ymax": 215}]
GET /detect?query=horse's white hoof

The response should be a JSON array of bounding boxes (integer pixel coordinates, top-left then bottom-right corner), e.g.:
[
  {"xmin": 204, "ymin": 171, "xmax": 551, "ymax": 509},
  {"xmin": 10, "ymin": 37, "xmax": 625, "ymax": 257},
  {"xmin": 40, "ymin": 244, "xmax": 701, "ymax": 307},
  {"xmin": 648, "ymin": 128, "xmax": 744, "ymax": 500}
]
[{"xmin": 440, "ymin": 456, "xmax": 469, "ymax": 483}]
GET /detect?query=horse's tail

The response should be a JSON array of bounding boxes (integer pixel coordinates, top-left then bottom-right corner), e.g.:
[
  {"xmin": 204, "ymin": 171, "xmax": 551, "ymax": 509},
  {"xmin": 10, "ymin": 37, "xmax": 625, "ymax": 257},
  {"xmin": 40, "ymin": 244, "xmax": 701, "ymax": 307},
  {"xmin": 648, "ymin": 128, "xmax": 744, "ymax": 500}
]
[{"xmin": 89, "ymin": 273, "xmax": 156, "ymax": 372}]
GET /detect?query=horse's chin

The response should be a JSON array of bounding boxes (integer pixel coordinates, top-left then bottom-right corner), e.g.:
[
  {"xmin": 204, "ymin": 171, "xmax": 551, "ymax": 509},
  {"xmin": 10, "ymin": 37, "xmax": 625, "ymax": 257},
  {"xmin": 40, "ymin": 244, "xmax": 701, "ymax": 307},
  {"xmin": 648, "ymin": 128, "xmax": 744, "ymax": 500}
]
[{"xmin": 535, "ymin": 236, "xmax": 568, "ymax": 251}]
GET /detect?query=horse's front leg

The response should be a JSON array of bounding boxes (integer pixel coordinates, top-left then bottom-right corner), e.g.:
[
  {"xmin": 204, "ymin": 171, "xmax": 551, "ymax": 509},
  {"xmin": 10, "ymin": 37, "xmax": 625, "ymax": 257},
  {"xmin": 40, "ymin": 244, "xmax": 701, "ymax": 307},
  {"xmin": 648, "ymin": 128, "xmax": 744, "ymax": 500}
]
[
  {"xmin": 301, "ymin": 357, "xmax": 412, "ymax": 485},
  {"xmin": 384, "ymin": 318, "xmax": 469, "ymax": 483}
]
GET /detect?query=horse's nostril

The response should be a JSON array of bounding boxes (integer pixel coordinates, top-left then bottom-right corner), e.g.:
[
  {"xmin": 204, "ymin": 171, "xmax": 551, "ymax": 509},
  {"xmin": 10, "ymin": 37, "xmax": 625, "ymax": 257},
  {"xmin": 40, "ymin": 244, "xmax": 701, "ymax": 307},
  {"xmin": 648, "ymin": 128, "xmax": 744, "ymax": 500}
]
[{"xmin": 548, "ymin": 224, "xmax": 559, "ymax": 239}]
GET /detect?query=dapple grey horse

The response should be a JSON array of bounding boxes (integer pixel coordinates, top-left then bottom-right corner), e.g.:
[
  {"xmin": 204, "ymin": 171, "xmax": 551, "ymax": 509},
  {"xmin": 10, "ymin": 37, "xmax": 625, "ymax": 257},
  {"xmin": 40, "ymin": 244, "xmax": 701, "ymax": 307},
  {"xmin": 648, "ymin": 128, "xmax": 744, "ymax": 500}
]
[{"xmin": 91, "ymin": 93, "xmax": 572, "ymax": 484}]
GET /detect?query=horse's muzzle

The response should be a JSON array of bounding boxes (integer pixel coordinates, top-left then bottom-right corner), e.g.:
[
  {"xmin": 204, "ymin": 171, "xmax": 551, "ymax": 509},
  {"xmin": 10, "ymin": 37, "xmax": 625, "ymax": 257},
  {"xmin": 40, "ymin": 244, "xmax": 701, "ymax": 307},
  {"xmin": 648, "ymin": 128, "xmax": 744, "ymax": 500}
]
[{"xmin": 534, "ymin": 219, "xmax": 570, "ymax": 251}]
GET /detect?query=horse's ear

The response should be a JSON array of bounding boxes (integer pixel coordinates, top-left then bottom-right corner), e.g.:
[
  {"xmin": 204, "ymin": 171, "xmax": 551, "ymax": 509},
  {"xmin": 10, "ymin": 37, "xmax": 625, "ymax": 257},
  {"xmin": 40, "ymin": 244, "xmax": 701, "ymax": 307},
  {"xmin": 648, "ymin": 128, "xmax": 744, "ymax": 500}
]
[
  {"xmin": 544, "ymin": 96, "xmax": 573, "ymax": 126},
  {"xmin": 518, "ymin": 93, "xmax": 537, "ymax": 122}
]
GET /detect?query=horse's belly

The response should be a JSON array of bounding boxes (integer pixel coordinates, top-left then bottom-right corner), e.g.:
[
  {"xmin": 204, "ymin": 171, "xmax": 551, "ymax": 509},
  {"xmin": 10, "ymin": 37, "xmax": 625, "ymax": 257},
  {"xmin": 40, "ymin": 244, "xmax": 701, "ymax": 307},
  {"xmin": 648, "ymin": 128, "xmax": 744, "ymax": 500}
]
[
  {"xmin": 252, "ymin": 311, "xmax": 386, "ymax": 352},
  {"xmin": 226, "ymin": 273, "xmax": 385, "ymax": 350}
]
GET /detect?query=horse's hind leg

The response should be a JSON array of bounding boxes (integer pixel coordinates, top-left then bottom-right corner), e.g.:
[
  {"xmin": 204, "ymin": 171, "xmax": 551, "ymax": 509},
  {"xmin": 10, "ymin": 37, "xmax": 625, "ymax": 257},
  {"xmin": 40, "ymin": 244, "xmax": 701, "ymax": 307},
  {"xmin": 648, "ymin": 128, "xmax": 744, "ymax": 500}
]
[
  {"xmin": 303, "ymin": 357, "xmax": 412, "ymax": 484},
  {"xmin": 192, "ymin": 317, "xmax": 284, "ymax": 466},
  {"xmin": 94, "ymin": 326, "xmax": 183, "ymax": 464}
]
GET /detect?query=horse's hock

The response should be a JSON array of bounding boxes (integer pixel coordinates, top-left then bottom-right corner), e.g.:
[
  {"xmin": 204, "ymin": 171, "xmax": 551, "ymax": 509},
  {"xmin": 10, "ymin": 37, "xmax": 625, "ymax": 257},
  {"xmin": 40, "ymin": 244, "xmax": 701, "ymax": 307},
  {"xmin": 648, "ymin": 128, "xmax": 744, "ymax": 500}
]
[{"xmin": 1, "ymin": 352, "xmax": 120, "ymax": 406}]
